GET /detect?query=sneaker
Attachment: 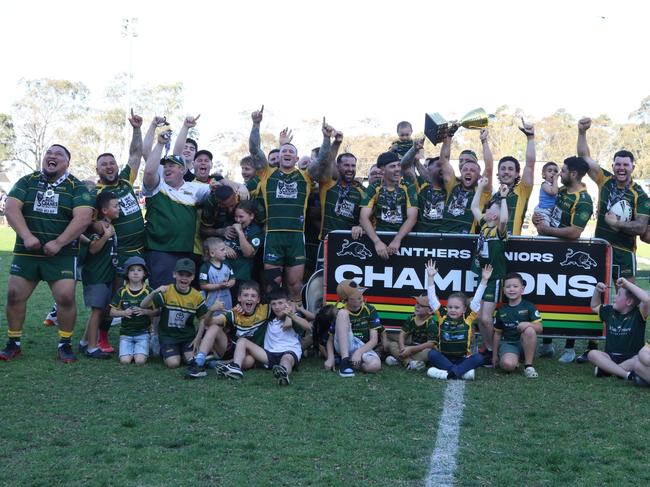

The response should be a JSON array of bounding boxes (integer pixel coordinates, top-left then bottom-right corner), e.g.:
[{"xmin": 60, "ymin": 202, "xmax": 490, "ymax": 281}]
[
  {"xmin": 214, "ymin": 362, "xmax": 230, "ymax": 378},
  {"xmin": 78, "ymin": 342, "xmax": 88, "ymax": 354},
  {"xmin": 461, "ymin": 369, "xmax": 475, "ymax": 380},
  {"xmin": 338, "ymin": 357, "xmax": 355, "ymax": 378},
  {"xmin": 98, "ymin": 339, "xmax": 114, "ymax": 354},
  {"xmin": 633, "ymin": 373, "xmax": 650, "ymax": 388},
  {"xmin": 480, "ymin": 348, "xmax": 494, "ymax": 368},
  {"xmin": 43, "ymin": 307, "xmax": 58, "ymax": 327},
  {"xmin": 224, "ymin": 363, "xmax": 243, "ymax": 380},
  {"xmin": 426, "ymin": 367, "xmax": 448, "ymax": 380},
  {"xmin": 0, "ymin": 341, "xmax": 22, "ymax": 361},
  {"xmin": 593, "ymin": 366, "xmax": 610, "ymax": 378},
  {"xmin": 524, "ymin": 366, "xmax": 539, "ymax": 378},
  {"xmin": 272, "ymin": 364, "xmax": 290, "ymax": 386},
  {"xmin": 185, "ymin": 365, "xmax": 207, "ymax": 379},
  {"xmin": 85, "ymin": 348, "xmax": 112, "ymax": 360},
  {"xmin": 57, "ymin": 343, "xmax": 78, "ymax": 363},
  {"xmin": 558, "ymin": 349, "xmax": 576, "ymax": 364},
  {"xmin": 538, "ymin": 343, "xmax": 555, "ymax": 358},
  {"xmin": 407, "ymin": 360, "xmax": 426, "ymax": 371},
  {"xmin": 576, "ymin": 350, "xmax": 591, "ymax": 364},
  {"xmin": 385, "ymin": 356, "xmax": 399, "ymax": 366}
]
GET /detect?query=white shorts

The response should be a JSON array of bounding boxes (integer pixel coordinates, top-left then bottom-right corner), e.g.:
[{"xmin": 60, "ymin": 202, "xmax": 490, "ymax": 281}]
[{"xmin": 333, "ymin": 330, "xmax": 379, "ymax": 362}]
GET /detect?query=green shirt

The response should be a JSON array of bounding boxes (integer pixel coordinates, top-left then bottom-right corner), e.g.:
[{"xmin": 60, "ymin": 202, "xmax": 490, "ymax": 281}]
[
  {"xmin": 434, "ymin": 308, "xmax": 478, "ymax": 357},
  {"xmin": 8, "ymin": 171, "xmax": 94, "ymax": 256},
  {"xmin": 494, "ymin": 300, "xmax": 542, "ymax": 343},
  {"xmin": 110, "ymin": 284, "xmax": 154, "ymax": 336},
  {"xmin": 224, "ymin": 304, "xmax": 271, "ymax": 346},
  {"xmin": 549, "ymin": 186, "xmax": 593, "ymax": 230},
  {"xmin": 153, "ymin": 285, "xmax": 208, "ymax": 343},
  {"xmin": 95, "ymin": 165, "xmax": 145, "ymax": 255},
  {"xmin": 401, "ymin": 314, "xmax": 438, "ymax": 345},
  {"xmin": 487, "ymin": 182, "xmax": 533, "ymax": 236},
  {"xmin": 439, "ymin": 182, "xmax": 489, "ymax": 234},
  {"xmin": 593, "ymin": 168, "xmax": 650, "ymax": 252},
  {"xmin": 81, "ymin": 231, "xmax": 117, "ymax": 284},
  {"xmin": 225, "ymin": 222, "xmax": 263, "ymax": 281},
  {"xmin": 416, "ymin": 182, "xmax": 447, "ymax": 232},
  {"xmin": 599, "ymin": 304, "xmax": 647, "ymax": 356},
  {"xmin": 201, "ymin": 193, "xmax": 236, "ymax": 234},
  {"xmin": 471, "ymin": 220, "xmax": 507, "ymax": 280},
  {"xmin": 346, "ymin": 303, "xmax": 382, "ymax": 343},
  {"xmin": 361, "ymin": 181, "xmax": 417, "ymax": 232},
  {"xmin": 259, "ymin": 167, "xmax": 313, "ymax": 233},
  {"xmin": 318, "ymin": 177, "xmax": 365, "ymax": 240}
]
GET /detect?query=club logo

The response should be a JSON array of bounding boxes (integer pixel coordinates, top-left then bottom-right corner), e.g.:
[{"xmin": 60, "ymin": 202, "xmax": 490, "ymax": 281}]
[
  {"xmin": 337, "ymin": 239, "xmax": 372, "ymax": 260},
  {"xmin": 560, "ymin": 249, "xmax": 597, "ymax": 270}
]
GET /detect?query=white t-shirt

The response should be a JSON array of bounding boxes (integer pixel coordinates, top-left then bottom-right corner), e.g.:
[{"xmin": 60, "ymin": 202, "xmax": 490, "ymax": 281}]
[{"xmin": 263, "ymin": 317, "xmax": 302, "ymax": 359}]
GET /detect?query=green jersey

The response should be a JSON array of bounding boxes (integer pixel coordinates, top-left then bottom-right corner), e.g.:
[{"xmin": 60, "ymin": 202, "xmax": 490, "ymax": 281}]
[
  {"xmin": 439, "ymin": 181, "xmax": 490, "ymax": 234},
  {"xmin": 361, "ymin": 181, "xmax": 417, "ymax": 232},
  {"xmin": 416, "ymin": 182, "xmax": 447, "ymax": 232},
  {"xmin": 488, "ymin": 182, "xmax": 533, "ymax": 236},
  {"xmin": 593, "ymin": 168, "xmax": 650, "ymax": 252},
  {"xmin": 471, "ymin": 220, "xmax": 507, "ymax": 280},
  {"xmin": 494, "ymin": 300, "xmax": 542, "ymax": 343},
  {"xmin": 95, "ymin": 165, "xmax": 145, "ymax": 255},
  {"xmin": 549, "ymin": 186, "xmax": 593, "ymax": 230},
  {"xmin": 225, "ymin": 222, "xmax": 263, "ymax": 281},
  {"xmin": 224, "ymin": 303, "xmax": 271, "ymax": 346},
  {"xmin": 259, "ymin": 167, "xmax": 313, "ymax": 233},
  {"xmin": 599, "ymin": 304, "xmax": 647, "ymax": 356},
  {"xmin": 346, "ymin": 303, "xmax": 382, "ymax": 342},
  {"xmin": 153, "ymin": 285, "xmax": 208, "ymax": 343},
  {"xmin": 110, "ymin": 284, "xmax": 154, "ymax": 336},
  {"xmin": 401, "ymin": 314, "xmax": 438, "ymax": 345},
  {"xmin": 245, "ymin": 175, "xmax": 266, "ymax": 224},
  {"xmin": 8, "ymin": 171, "xmax": 94, "ymax": 256},
  {"xmin": 434, "ymin": 308, "xmax": 478, "ymax": 358},
  {"xmin": 318, "ymin": 177, "xmax": 365, "ymax": 240},
  {"xmin": 200, "ymin": 192, "xmax": 237, "ymax": 234},
  {"xmin": 81, "ymin": 230, "xmax": 117, "ymax": 284}
]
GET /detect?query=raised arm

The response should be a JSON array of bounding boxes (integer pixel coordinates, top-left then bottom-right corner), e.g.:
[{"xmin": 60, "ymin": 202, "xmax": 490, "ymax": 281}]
[
  {"xmin": 307, "ymin": 117, "xmax": 334, "ymax": 181},
  {"xmin": 143, "ymin": 115, "xmax": 167, "ymax": 161},
  {"xmin": 471, "ymin": 177, "xmax": 488, "ymax": 221},
  {"xmin": 618, "ymin": 277, "xmax": 650, "ymax": 317},
  {"xmin": 480, "ymin": 128, "xmax": 493, "ymax": 189},
  {"xmin": 249, "ymin": 106, "xmax": 268, "ymax": 171},
  {"xmin": 127, "ymin": 109, "xmax": 144, "ymax": 175},
  {"xmin": 438, "ymin": 127, "xmax": 458, "ymax": 185},
  {"xmin": 519, "ymin": 119, "xmax": 536, "ymax": 187},
  {"xmin": 425, "ymin": 259, "xmax": 441, "ymax": 311},
  {"xmin": 577, "ymin": 117, "xmax": 601, "ymax": 181},
  {"xmin": 173, "ymin": 115, "xmax": 200, "ymax": 158},
  {"xmin": 590, "ymin": 281, "xmax": 606, "ymax": 313},
  {"xmin": 143, "ymin": 130, "xmax": 170, "ymax": 190},
  {"xmin": 498, "ymin": 184, "xmax": 509, "ymax": 234},
  {"xmin": 324, "ymin": 130, "xmax": 344, "ymax": 181}
]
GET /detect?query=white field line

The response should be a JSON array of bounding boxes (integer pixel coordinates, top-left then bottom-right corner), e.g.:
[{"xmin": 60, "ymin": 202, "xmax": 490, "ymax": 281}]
[{"xmin": 425, "ymin": 380, "xmax": 466, "ymax": 487}]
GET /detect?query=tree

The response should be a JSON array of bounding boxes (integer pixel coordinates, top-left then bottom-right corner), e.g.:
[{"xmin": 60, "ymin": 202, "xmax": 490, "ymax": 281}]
[{"xmin": 0, "ymin": 113, "xmax": 16, "ymax": 166}]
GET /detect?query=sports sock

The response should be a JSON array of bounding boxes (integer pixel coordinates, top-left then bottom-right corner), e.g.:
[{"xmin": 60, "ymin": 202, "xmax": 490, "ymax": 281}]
[
  {"xmin": 99, "ymin": 329, "xmax": 109, "ymax": 343},
  {"xmin": 195, "ymin": 352, "xmax": 206, "ymax": 367},
  {"xmin": 58, "ymin": 329, "xmax": 73, "ymax": 348},
  {"xmin": 8, "ymin": 330, "xmax": 22, "ymax": 347},
  {"xmin": 525, "ymin": 363, "xmax": 533, "ymax": 369}
]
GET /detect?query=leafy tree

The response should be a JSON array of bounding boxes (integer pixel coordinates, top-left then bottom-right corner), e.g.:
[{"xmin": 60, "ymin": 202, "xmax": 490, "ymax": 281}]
[{"xmin": 0, "ymin": 113, "xmax": 16, "ymax": 166}]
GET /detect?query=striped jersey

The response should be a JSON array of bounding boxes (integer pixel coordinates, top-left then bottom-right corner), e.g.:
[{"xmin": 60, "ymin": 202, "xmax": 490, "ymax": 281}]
[
  {"xmin": 259, "ymin": 167, "xmax": 313, "ymax": 232},
  {"xmin": 153, "ymin": 285, "xmax": 208, "ymax": 343},
  {"xmin": 361, "ymin": 181, "xmax": 417, "ymax": 232},
  {"xmin": 549, "ymin": 186, "xmax": 593, "ymax": 230},
  {"xmin": 318, "ymin": 176, "xmax": 365, "ymax": 240}
]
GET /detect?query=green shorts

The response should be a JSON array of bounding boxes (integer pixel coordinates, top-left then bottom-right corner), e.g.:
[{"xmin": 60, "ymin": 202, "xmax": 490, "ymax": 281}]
[
  {"xmin": 10, "ymin": 254, "xmax": 76, "ymax": 282},
  {"xmin": 498, "ymin": 341, "xmax": 523, "ymax": 358},
  {"xmin": 482, "ymin": 278, "xmax": 502, "ymax": 304},
  {"xmin": 264, "ymin": 232, "xmax": 305, "ymax": 267},
  {"xmin": 612, "ymin": 247, "xmax": 635, "ymax": 279}
]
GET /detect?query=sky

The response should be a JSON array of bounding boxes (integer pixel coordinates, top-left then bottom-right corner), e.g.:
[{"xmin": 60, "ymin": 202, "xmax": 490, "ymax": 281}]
[{"xmin": 1, "ymin": 0, "xmax": 649, "ymax": 156}]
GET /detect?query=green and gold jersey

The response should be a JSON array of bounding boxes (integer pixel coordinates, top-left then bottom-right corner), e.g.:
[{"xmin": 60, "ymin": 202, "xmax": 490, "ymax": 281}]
[
  {"xmin": 361, "ymin": 181, "xmax": 417, "ymax": 232},
  {"xmin": 110, "ymin": 284, "xmax": 154, "ymax": 336},
  {"xmin": 224, "ymin": 303, "xmax": 271, "ymax": 346},
  {"xmin": 488, "ymin": 181, "xmax": 533, "ymax": 236},
  {"xmin": 200, "ymin": 192, "xmax": 237, "ymax": 234},
  {"xmin": 225, "ymin": 222, "xmax": 263, "ymax": 281},
  {"xmin": 434, "ymin": 308, "xmax": 478, "ymax": 357},
  {"xmin": 494, "ymin": 300, "xmax": 542, "ymax": 343},
  {"xmin": 318, "ymin": 177, "xmax": 365, "ymax": 240},
  {"xmin": 401, "ymin": 314, "xmax": 438, "ymax": 345},
  {"xmin": 8, "ymin": 171, "xmax": 94, "ymax": 257},
  {"xmin": 593, "ymin": 168, "xmax": 650, "ymax": 252},
  {"xmin": 81, "ymin": 230, "xmax": 117, "ymax": 285},
  {"xmin": 599, "ymin": 304, "xmax": 647, "ymax": 356},
  {"xmin": 153, "ymin": 285, "xmax": 208, "ymax": 343},
  {"xmin": 246, "ymin": 175, "xmax": 266, "ymax": 224},
  {"xmin": 416, "ymin": 181, "xmax": 448, "ymax": 232},
  {"xmin": 471, "ymin": 220, "xmax": 507, "ymax": 279},
  {"xmin": 439, "ymin": 181, "xmax": 490, "ymax": 234},
  {"xmin": 345, "ymin": 303, "xmax": 382, "ymax": 343},
  {"xmin": 143, "ymin": 168, "xmax": 211, "ymax": 253},
  {"xmin": 549, "ymin": 186, "xmax": 593, "ymax": 230},
  {"xmin": 260, "ymin": 167, "xmax": 312, "ymax": 232},
  {"xmin": 95, "ymin": 165, "xmax": 145, "ymax": 255}
]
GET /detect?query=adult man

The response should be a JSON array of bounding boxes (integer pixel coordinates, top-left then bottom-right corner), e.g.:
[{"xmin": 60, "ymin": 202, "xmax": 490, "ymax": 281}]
[
  {"xmin": 533, "ymin": 156, "xmax": 594, "ymax": 362},
  {"xmin": 359, "ymin": 152, "xmax": 418, "ymax": 260},
  {"xmin": 142, "ymin": 129, "xmax": 211, "ymax": 289},
  {"xmin": 1, "ymin": 144, "xmax": 93, "ymax": 362},
  {"xmin": 248, "ymin": 107, "xmax": 332, "ymax": 303}
]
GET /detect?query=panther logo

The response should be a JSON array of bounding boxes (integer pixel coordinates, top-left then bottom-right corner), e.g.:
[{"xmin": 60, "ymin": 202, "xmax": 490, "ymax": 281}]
[
  {"xmin": 337, "ymin": 239, "xmax": 372, "ymax": 260},
  {"xmin": 560, "ymin": 249, "xmax": 597, "ymax": 270}
]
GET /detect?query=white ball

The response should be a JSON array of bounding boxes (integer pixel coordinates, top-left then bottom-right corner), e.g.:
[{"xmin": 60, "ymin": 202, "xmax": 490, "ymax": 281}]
[{"xmin": 609, "ymin": 199, "xmax": 632, "ymax": 222}]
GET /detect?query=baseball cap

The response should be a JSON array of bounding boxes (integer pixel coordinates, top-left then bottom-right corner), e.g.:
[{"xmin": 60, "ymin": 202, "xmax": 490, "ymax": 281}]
[
  {"xmin": 376, "ymin": 151, "xmax": 400, "ymax": 168},
  {"xmin": 162, "ymin": 155, "xmax": 185, "ymax": 167},
  {"xmin": 174, "ymin": 258, "xmax": 196, "ymax": 274},
  {"xmin": 123, "ymin": 256, "xmax": 148, "ymax": 276},
  {"xmin": 413, "ymin": 295, "xmax": 430, "ymax": 308},
  {"xmin": 336, "ymin": 280, "xmax": 367, "ymax": 301}
]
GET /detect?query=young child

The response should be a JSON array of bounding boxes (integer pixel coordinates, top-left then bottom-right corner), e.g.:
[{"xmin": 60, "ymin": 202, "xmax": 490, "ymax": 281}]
[
  {"xmin": 224, "ymin": 201, "xmax": 263, "ymax": 294},
  {"xmin": 140, "ymin": 258, "xmax": 211, "ymax": 369},
  {"xmin": 471, "ymin": 177, "xmax": 509, "ymax": 360},
  {"xmin": 390, "ymin": 121, "xmax": 414, "ymax": 158},
  {"xmin": 492, "ymin": 272, "xmax": 543, "ymax": 378},
  {"xmin": 588, "ymin": 278, "xmax": 649, "ymax": 381},
  {"xmin": 426, "ymin": 260, "xmax": 491, "ymax": 380},
  {"xmin": 533, "ymin": 161, "xmax": 559, "ymax": 226},
  {"xmin": 80, "ymin": 191, "xmax": 120, "ymax": 359},
  {"xmin": 109, "ymin": 256, "xmax": 159, "ymax": 365},
  {"xmin": 199, "ymin": 237, "xmax": 235, "ymax": 311},
  {"xmin": 223, "ymin": 288, "xmax": 312, "ymax": 385},
  {"xmin": 384, "ymin": 295, "xmax": 437, "ymax": 371},
  {"xmin": 185, "ymin": 280, "xmax": 270, "ymax": 378},
  {"xmin": 325, "ymin": 280, "xmax": 382, "ymax": 377}
]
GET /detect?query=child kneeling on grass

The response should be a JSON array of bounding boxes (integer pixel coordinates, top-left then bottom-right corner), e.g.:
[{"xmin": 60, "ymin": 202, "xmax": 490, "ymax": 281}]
[
  {"xmin": 109, "ymin": 256, "xmax": 159, "ymax": 365},
  {"xmin": 492, "ymin": 272, "xmax": 543, "ymax": 378},
  {"xmin": 384, "ymin": 295, "xmax": 437, "ymax": 371},
  {"xmin": 223, "ymin": 288, "xmax": 312, "ymax": 385},
  {"xmin": 426, "ymin": 260, "xmax": 491, "ymax": 381},
  {"xmin": 589, "ymin": 278, "xmax": 648, "ymax": 382}
]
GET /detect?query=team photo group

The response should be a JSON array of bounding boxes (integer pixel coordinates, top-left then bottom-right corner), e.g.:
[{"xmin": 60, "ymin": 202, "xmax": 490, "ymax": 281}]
[{"xmin": 2, "ymin": 105, "xmax": 650, "ymax": 389}]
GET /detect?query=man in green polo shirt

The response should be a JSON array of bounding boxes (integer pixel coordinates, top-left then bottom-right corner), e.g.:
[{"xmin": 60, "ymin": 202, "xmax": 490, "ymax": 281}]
[{"xmin": 1, "ymin": 144, "xmax": 94, "ymax": 362}]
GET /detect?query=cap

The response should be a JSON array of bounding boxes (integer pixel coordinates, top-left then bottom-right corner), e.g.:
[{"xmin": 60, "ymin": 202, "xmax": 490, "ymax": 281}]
[
  {"xmin": 413, "ymin": 295, "xmax": 430, "ymax": 308},
  {"xmin": 336, "ymin": 279, "xmax": 367, "ymax": 301},
  {"xmin": 123, "ymin": 256, "xmax": 148, "ymax": 276},
  {"xmin": 162, "ymin": 155, "xmax": 185, "ymax": 167},
  {"xmin": 376, "ymin": 151, "xmax": 400, "ymax": 168},
  {"xmin": 174, "ymin": 258, "xmax": 196, "ymax": 274}
]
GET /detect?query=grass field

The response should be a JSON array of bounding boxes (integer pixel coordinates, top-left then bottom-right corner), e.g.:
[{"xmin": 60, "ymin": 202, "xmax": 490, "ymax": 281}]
[{"xmin": 0, "ymin": 227, "xmax": 649, "ymax": 487}]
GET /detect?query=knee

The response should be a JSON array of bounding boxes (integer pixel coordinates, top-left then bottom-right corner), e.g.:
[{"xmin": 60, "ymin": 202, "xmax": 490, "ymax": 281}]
[
  {"xmin": 164, "ymin": 356, "xmax": 181, "ymax": 368},
  {"xmin": 501, "ymin": 359, "xmax": 517, "ymax": 372},
  {"xmin": 134, "ymin": 355, "xmax": 147, "ymax": 365},
  {"xmin": 522, "ymin": 327, "xmax": 537, "ymax": 338},
  {"xmin": 639, "ymin": 347, "xmax": 650, "ymax": 366},
  {"xmin": 363, "ymin": 358, "xmax": 381, "ymax": 373},
  {"xmin": 120, "ymin": 356, "xmax": 133, "ymax": 365},
  {"xmin": 55, "ymin": 292, "xmax": 75, "ymax": 309},
  {"xmin": 6, "ymin": 287, "xmax": 23, "ymax": 307}
]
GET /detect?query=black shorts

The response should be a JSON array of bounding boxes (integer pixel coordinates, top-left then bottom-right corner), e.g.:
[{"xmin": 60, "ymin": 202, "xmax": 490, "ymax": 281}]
[
  {"xmin": 607, "ymin": 352, "xmax": 633, "ymax": 364},
  {"xmin": 160, "ymin": 340, "xmax": 193, "ymax": 359},
  {"xmin": 265, "ymin": 350, "xmax": 300, "ymax": 368}
]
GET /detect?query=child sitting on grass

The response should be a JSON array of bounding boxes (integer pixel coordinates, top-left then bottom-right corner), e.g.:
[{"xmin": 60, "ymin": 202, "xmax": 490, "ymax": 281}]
[
  {"xmin": 384, "ymin": 295, "xmax": 437, "ymax": 371},
  {"xmin": 589, "ymin": 278, "xmax": 648, "ymax": 382},
  {"xmin": 492, "ymin": 273, "xmax": 543, "ymax": 378},
  {"xmin": 426, "ymin": 260, "xmax": 491, "ymax": 381},
  {"xmin": 109, "ymin": 256, "xmax": 159, "ymax": 365},
  {"xmin": 223, "ymin": 288, "xmax": 312, "ymax": 385}
]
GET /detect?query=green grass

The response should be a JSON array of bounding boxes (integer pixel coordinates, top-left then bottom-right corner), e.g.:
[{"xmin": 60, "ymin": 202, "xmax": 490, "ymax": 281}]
[{"xmin": 0, "ymin": 226, "xmax": 649, "ymax": 486}]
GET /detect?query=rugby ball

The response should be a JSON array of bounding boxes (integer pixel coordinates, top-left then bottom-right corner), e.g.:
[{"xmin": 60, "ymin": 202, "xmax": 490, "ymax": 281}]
[{"xmin": 609, "ymin": 200, "xmax": 632, "ymax": 222}]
